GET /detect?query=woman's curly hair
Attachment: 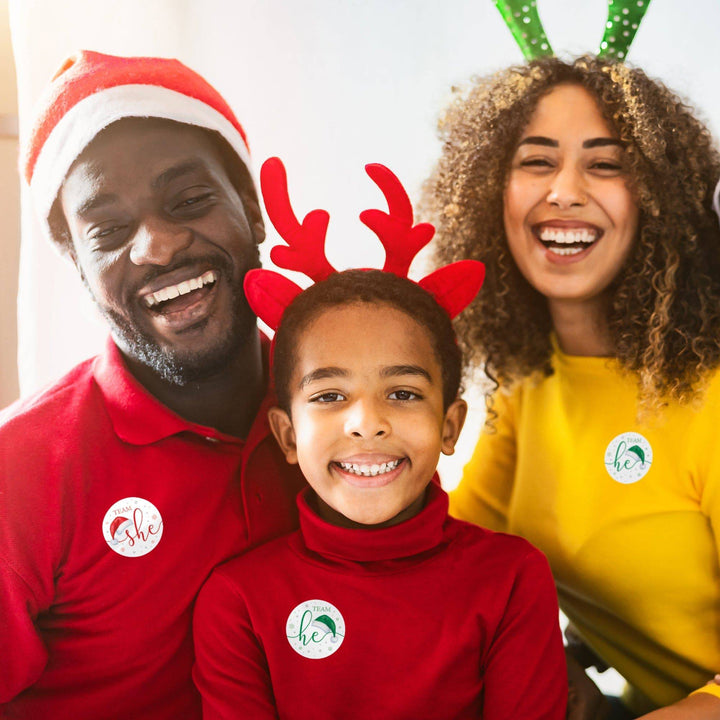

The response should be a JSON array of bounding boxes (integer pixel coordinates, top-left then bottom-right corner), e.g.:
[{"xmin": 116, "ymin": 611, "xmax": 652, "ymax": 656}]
[{"xmin": 421, "ymin": 56, "xmax": 720, "ymax": 406}]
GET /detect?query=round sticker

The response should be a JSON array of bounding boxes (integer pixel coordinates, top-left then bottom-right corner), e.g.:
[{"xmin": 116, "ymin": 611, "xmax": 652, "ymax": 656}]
[
  {"xmin": 102, "ymin": 497, "xmax": 164, "ymax": 557},
  {"xmin": 286, "ymin": 599, "xmax": 345, "ymax": 659},
  {"xmin": 604, "ymin": 432, "xmax": 653, "ymax": 484}
]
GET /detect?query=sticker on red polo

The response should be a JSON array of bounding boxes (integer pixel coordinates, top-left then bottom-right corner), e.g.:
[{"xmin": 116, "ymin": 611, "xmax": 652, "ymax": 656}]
[
  {"xmin": 102, "ymin": 497, "xmax": 164, "ymax": 557},
  {"xmin": 286, "ymin": 599, "xmax": 345, "ymax": 659}
]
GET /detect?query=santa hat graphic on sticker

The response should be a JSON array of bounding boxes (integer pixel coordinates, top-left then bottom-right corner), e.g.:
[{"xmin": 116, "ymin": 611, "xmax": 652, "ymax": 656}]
[{"xmin": 108, "ymin": 516, "xmax": 133, "ymax": 545}]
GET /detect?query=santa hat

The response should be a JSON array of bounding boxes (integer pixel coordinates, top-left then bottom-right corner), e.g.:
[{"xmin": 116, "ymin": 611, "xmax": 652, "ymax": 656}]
[{"xmin": 21, "ymin": 49, "xmax": 251, "ymax": 250}]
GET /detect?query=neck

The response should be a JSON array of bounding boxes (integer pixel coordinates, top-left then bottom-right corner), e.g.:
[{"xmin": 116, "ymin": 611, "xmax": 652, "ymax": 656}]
[
  {"xmin": 548, "ymin": 297, "xmax": 614, "ymax": 357},
  {"xmin": 314, "ymin": 489, "xmax": 427, "ymax": 530},
  {"xmin": 123, "ymin": 332, "xmax": 265, "ymax": 438}
]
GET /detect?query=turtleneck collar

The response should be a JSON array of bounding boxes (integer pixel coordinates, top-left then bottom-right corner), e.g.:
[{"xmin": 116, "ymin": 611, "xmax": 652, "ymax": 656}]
[{"xmin": 296, "ymin": 479, "xmax": 449, "ymax": 563}]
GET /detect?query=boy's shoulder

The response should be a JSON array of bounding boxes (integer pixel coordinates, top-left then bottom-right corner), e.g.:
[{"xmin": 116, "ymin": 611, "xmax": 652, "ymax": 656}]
[{"xmin": 445, "ymin": 514, "xmax": 549, "ymax": 569}]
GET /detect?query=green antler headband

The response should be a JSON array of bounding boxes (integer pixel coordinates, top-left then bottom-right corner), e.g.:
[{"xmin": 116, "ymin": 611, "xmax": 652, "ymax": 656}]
[{"xmin": 494, "ymin": 0, "xmax": 652, "ymax": 62}]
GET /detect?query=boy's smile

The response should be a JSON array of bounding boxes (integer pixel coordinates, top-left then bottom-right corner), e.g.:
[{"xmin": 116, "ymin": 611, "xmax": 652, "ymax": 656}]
[{"xmin": 269, "ymin": 302, "xmax": 466, "ymax": 528}]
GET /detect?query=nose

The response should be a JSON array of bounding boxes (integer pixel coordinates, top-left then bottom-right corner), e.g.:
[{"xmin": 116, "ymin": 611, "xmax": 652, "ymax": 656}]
[
  {"xmin": 546, "ymin": 164, "xmax": 587, "ymax": 210},
  {"xmin": 129, "ymin": 215, "xmax": 193, "ymax": 266},
  {"xmin": 344, "ymin": 397, "xmax": 391, "ymax": 440}
]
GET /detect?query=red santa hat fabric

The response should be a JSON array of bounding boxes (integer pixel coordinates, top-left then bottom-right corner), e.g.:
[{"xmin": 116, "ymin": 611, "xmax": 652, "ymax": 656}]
[{"xmin": 21, "ymin": 49, "xmax": 251, "ymax": 249}]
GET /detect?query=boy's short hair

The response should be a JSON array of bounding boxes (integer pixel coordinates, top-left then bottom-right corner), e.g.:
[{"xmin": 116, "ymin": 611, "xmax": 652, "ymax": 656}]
[{"xmin": 273, "ymin": 269, "xmax": 462, "ymax": 413}]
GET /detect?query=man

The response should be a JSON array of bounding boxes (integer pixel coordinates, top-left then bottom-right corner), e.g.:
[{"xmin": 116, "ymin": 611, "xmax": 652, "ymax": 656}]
[{"xmin": 0, "ymin": 50, "xmax": 304, "ymax": 719}]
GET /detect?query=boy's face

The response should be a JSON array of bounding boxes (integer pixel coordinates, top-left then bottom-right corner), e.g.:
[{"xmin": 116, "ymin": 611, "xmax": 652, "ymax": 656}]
[{"xmin": 269, "ymin": 302, "xmax": 466, "ymax": 527}]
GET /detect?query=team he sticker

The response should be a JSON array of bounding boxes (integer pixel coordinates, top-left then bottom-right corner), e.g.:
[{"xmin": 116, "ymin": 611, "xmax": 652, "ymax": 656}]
[
  {"xmin": 102, "ymin": 497, "xmax": 164, "ymax": 557},
  {"xmin": 604, "ymin": 432, "xmax": 653, "ymax": 484},
  {"xmin": 286, "ymin": 599, "xmax": 346, "ymax": 659}
]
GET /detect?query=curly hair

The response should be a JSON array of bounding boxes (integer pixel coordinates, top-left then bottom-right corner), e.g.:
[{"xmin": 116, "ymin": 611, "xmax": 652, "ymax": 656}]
[{"xmin": 421, "ymin": 56, "xmax": 720, "ymax": 406}]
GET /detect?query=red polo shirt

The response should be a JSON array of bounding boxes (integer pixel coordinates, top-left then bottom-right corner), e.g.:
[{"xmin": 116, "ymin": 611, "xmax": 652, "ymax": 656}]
[{"xmin": 0, "ymin": 338, "xmax": 304, "ymax": 719}]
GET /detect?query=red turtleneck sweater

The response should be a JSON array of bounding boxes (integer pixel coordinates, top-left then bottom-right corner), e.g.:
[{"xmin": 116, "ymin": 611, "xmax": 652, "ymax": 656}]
[{"xmin": 193, "ymin": 482, "xmax": 567, "ymax": 719}]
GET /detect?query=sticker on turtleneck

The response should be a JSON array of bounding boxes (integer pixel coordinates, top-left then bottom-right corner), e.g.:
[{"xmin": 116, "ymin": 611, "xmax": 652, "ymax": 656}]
[{"xmin": 286, "ymin": 599, "xmax": 346, "ymax": 659}]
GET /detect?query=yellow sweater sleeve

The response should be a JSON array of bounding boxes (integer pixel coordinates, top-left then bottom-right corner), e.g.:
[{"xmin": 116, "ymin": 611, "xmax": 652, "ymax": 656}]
[{"xmin": 449, "ymin": 387, "xmax": 518, "ymax": 532}]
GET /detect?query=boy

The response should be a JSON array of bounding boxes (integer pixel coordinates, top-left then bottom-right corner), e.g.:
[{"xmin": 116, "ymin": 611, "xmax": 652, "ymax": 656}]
[{"xmin": 192, "ymin": 159, "xmax": 567, "ymax": 719}]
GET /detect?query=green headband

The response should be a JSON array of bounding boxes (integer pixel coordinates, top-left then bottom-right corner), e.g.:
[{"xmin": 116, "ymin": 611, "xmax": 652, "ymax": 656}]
[{"xmin": 494, "ymin": 0, "xmax": 652, "ymax": 62}]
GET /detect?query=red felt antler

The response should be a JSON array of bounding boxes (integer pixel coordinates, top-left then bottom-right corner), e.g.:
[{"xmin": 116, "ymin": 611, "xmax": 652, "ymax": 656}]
[
  {"xmin": 360, "ymin": 163, "xmax": 435, "ymax": 277},
  {"xmin": 244, "ymin": 157, "xmax": 485, "ymax": 333},
  {"xmin": 261, "ymin": 157, "xmax": 336, "ymax": 282}
]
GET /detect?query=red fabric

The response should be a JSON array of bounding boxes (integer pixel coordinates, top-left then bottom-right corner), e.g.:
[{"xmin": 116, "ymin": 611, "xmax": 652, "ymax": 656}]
[
  {"xmin": 23, "ymin": 50, "xmax": 249, "ymax": 184},
  {"xmin": 0, "ymin": 337, "xmax": 305, "ymax": 719},
  {"xmin": 193, "ymin": 483, "xmax": 567, "ymax": 720}
]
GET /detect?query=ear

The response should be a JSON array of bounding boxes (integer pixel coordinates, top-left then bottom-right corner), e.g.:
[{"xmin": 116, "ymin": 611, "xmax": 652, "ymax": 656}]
[
  {"xmin": 241, "ymin": 189, "xmax": 266, "ymax": 246},
  {"xmin": 267, "ymin": 406, "xmax": 298, "ymax": 464},
  {"xmin": 440, "ymin": 398, "xmax": 467, "ymax": 456}
]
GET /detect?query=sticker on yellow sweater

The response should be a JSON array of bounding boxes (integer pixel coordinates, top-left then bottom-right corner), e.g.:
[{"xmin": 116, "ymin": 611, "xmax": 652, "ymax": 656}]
[{"xmin": 604, "ymin": 433, "xmax": 653, "ymax": 484}]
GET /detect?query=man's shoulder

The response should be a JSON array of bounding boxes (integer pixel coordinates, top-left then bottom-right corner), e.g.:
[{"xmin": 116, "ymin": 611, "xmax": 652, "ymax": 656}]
[{"xmin": 0, "ymin": 356, "xmax": 100, "ymax": 436}]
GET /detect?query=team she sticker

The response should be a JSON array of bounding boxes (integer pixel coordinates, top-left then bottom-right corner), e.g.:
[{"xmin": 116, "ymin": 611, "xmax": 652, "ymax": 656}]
[
  {"xmin": 286, "ymin": 600, "xmax": 345, "ymax": 659},
  {"xmin": 604, "ymin": 432, "xmax": 653, "ymax": 484},
  {"xmin": 102, "ymin": 497, "xmax": 164, "ymax": 557}
]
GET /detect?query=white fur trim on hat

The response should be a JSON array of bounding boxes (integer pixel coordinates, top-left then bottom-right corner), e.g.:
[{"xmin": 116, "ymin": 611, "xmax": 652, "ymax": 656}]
[{"xmin": 31, "ymin": 83, "xmax": 252, "ymax": 224}]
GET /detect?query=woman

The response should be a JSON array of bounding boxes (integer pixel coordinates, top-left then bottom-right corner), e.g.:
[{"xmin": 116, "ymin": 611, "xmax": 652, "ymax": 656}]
[{"xmin": 421, "ymin": 56, "xmax": 720, "ymax": 719}]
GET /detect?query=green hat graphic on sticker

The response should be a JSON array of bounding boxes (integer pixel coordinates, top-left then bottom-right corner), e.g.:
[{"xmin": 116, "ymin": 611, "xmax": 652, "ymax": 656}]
[
  {"xmin": 312, "ymin": 615, "xmax": 339, "ymax": 642},
  {"xmin": 627, "ymin": 445, "xmax": 645, "ymax": 465}
]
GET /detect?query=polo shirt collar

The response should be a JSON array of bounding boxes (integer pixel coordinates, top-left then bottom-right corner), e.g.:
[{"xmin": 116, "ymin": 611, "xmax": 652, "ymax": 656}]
[{"xmin": 93, "ymin": 336, "xmax": 272, "ymax": 447}]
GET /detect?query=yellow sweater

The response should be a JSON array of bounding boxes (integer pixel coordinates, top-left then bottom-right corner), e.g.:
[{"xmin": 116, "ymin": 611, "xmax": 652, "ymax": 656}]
[{"xmin": 450, "ymin": 347, "xmax": 720, "ymax": 715}]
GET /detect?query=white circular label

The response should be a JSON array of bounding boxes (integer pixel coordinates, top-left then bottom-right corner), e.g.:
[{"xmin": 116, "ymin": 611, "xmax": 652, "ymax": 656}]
[
  {"xmin": 286, "ymin": 599, "xmax": 345, "ymax": 659},
  {"xmin": 102, "ymin": 497, "xmax": 164, "ymax": 557},
  {"xmin": 604, "ymin": 432, "xmax": 653, "ymax": 484}
]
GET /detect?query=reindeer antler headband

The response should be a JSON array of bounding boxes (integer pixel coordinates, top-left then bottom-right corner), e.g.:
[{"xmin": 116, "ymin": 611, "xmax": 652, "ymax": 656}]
[
  {"xmin": 244, "ymin": 157, "xmax": 485, "ymax": 332},
  {"xmin": 495, "ymin": 0, "xmax": 652, "ymax": 61}
]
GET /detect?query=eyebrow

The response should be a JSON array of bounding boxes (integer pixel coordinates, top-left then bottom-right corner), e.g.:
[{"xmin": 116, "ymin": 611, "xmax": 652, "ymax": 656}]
[
  {"xmin": 152, "ymin": 161, "xmax": 208, "ymax": 189},
  {"xmin": 298, "ymin": 364, "xmax": 433, "ymax": 390},
  {"xmin": 380, "ymin": 364, "xmax": 432, "ymax": 383},
  {"xmin": 74, "ymin": 192, "xmax": 118, "ymax": 217},
  {"xmin": 517, "ymin": 136, "xmax": 624, "ymax": 149},
  {"xmin": 298, "ymin": 367, "xmax": 348, "ymax": 390}
]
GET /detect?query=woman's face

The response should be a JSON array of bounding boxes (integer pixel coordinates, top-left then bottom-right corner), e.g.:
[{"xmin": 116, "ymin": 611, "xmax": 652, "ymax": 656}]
[{"xmin": 503, "ymin": 83, "xmax": 639, "ymax": 311}]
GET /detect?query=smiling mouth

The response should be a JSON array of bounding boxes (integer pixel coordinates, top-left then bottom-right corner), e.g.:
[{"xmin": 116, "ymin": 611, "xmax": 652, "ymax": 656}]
[
  {"xmin": 335, "ymin": 458, "xmax": 403, "ymax": 477},
  {"xmin": 142, "ymin": 270, "xmax": 217, "ymax": 313},
  {"xmin": 535, "ymin": 226, "xmax": 602, "ymax": 256}
]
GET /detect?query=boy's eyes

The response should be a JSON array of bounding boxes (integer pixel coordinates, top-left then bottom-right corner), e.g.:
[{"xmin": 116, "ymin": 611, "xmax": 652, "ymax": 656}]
[
  {"xmin": 309, "ymin": 392, "xmax": 346, "ymax": 403},
  {"xmin": 388, "ymin": 389, "xmax": 420, "ymax": 401},
  {"xmin": 306, "ymin": 389, "xmax": 423, "ymax": 404}
]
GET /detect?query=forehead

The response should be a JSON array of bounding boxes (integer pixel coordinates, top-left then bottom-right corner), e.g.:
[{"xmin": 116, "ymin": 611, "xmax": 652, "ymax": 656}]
[
  {"xmin": 521, "ymin": 83, "xmax": 615, "ymax": 141},
  {"xmin": 294, "ymin": 302, "xmax": 441, "ymax": 376},
  {"xmin": 61, "ymin": 118, "xmax": 230, "ymax": 206}
]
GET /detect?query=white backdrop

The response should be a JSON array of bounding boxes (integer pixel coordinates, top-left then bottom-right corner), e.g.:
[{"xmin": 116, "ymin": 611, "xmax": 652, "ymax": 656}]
[{"xmin": 9, "ymin": 0, "xmax": 720, "ymax": 494}]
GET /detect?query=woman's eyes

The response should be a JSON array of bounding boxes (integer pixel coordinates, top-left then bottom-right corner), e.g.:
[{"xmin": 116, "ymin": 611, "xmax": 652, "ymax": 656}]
[
  {"xmin": 516, "ymin": 157, "xmax": 623, "ymax": 174},
  {"xmin": 519, "ymin": 157, "xmax": 554, "ymax": 168}
]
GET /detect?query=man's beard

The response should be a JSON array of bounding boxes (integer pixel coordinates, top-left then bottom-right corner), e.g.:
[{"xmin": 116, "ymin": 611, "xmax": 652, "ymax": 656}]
[{"xmin": 93, "ymin": 260, "xmax": 259, "ymax": 386}]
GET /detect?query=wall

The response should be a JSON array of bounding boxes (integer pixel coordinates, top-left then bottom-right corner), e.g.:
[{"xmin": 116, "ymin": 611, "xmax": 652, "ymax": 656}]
[{"xmin": 0, "ymin": 0, "xmax": 18, "ymax": 408}]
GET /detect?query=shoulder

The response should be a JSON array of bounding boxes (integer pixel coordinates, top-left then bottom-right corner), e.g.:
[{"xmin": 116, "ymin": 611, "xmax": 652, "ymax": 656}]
[
  {"xmin": 0, "ymin": 357, "xmax": 99, "ymax": 440},
  {"xmin": 447, "ymin": 516, "xmax": 550, "ymax": 571},
  {"xmin": 202, "ymin": 531, "xmax": 298, "ymax": 597}
]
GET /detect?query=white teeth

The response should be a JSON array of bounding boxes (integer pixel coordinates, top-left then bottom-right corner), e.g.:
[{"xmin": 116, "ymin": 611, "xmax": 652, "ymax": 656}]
[
  {"xmin": 548, "ymin": 246, "xmax": 584, "ymax": 256},
  {"xmin": 538, "ymin": 228, "xmax": 597, "ymax": 244},
  {"xmin": 144, "ymin": 270, "xmax": 216, "ymax": 307},
  {"xmin": 338, "ymin": 459, "xmax": 401, "ymax": 477}
]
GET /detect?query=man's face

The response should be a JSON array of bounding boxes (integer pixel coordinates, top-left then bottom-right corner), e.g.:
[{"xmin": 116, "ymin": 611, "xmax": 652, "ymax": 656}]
[{"xmin": 59, "ymin": 118, "xmax": 261, "ymax": 384}]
